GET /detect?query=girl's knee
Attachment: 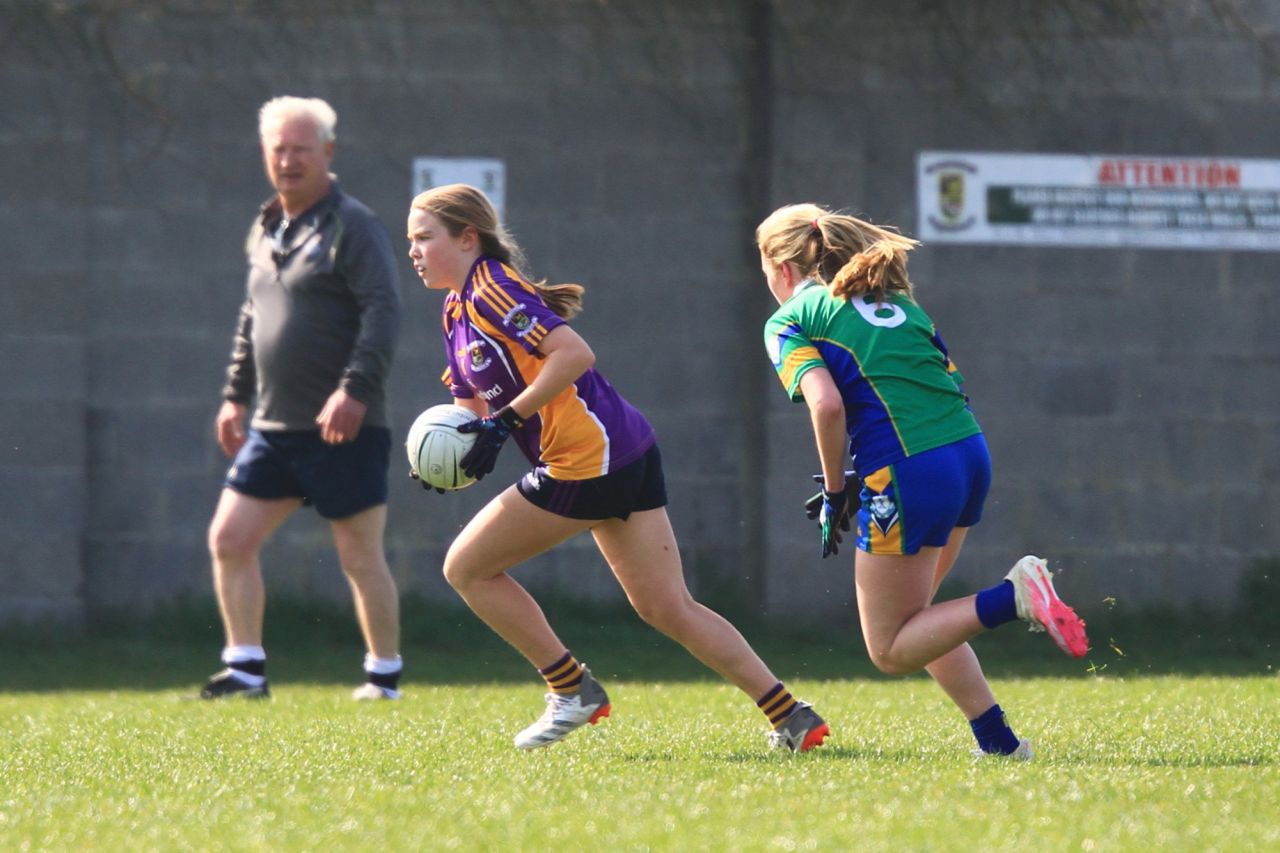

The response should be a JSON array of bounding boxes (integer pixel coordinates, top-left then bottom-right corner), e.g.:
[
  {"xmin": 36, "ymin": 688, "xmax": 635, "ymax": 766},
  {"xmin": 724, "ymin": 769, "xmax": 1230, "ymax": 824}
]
[
  {"xmin": 442, "ymin": 548, "xmax": 490, "ymax": 591},
  {"xmin": 632, "ymin": 597, "xmax": 695, "ymax": 637},
  {"xmin": 441, "ymin": 555, "xmax": 468, "ymax": 590},
  {"xmin": 867, "ymin": 647, "xmax": 917, "ymax": 676}
]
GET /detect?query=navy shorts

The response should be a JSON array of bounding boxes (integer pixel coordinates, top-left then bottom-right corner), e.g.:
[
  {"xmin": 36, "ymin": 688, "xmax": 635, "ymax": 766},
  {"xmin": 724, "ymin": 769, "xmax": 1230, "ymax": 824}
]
[
  {"xmin": 517, "ymin": 443, "xmax": 668, "ymax": 521},
  {"xmin": 855, "ymin": 432, "xmax": 991, "ymax": 555},
  {"xmin": 224, "ymin": 427, "xmax": 391, "ymax": 520}
]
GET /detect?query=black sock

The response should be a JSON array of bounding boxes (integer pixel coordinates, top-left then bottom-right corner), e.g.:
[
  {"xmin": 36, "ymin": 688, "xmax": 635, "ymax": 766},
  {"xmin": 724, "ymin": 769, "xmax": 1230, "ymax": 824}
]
[
  {"xmin": 229, "ymin": 658, "xmax": 265, "ymax": 678},
  {"xmin": 367, "ymin": 668, "xmax": 401, "ymax": 690}
]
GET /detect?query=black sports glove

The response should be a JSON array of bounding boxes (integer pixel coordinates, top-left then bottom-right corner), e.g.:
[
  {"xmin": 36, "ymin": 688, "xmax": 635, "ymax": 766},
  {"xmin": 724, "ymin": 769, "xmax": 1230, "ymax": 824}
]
[
  {"xmin": 817, "ymin": 487, "xmax": 851, "ymax": 558},
  {"xmin": 803, "ymin": 471, "xmax": 856, "ymax": 520},
  {"xmin": 802, "ymin": 471, "xmax": 853, "ymax": 558},
  {"xmin": 457, "ymin": 405, "xmax": 525, "ymax": 480},
  {"xmin": 409, "ymin": 469, "xmax": 445, "ymax": 494}
]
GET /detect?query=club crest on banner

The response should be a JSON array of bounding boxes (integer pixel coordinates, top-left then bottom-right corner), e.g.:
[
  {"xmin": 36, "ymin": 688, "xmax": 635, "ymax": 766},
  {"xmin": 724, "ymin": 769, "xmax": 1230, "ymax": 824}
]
[
  {"xmin": 924, "ymin": 158, "xmax": 977, "ymax": 232},
  {"xmin": 939, "ymin": 172, "xmax": 965, "ymax": 221}
]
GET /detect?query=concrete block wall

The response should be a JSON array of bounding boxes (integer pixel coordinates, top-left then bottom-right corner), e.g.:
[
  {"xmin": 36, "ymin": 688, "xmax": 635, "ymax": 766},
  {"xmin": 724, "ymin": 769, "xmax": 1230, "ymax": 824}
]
[
  {"xmin": 759, "ymin": 1, "xmax": 1280, "ymax": 616},
  {"xmin": 1, "ymin": 0, "xmax": 1276, "ymax": 628},
  {"xmin": 0, "ymin": 30, "xmax": 92, "ymax": 623}
]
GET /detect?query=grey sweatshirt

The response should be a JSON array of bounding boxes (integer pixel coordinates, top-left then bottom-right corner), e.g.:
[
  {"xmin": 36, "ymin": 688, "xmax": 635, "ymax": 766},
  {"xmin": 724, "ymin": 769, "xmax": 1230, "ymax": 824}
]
[{"xmin": 222, "ymin": 182, "xmax": 402, "ymax": 431}]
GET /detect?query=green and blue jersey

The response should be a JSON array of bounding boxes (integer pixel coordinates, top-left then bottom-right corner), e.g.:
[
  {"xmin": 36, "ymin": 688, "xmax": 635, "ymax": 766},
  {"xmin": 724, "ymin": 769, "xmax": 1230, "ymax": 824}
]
[{"xmin": 764, "ymin": 280, "xmax": 980, "ymax": 477}]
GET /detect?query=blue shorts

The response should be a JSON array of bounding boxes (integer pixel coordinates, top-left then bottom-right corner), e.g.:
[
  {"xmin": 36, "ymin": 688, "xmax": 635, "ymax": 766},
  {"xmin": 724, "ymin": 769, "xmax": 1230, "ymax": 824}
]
[
  {"xmin": 856, "ymin": 432, "xmax": 991, "ymax": 555},
  {"xmin": 517, "ymin": 443, "xmax": 668, "ymax": 521},
  {"xmin": 224, "ymin": 427, "xmax": 391, "ymax": 520}
]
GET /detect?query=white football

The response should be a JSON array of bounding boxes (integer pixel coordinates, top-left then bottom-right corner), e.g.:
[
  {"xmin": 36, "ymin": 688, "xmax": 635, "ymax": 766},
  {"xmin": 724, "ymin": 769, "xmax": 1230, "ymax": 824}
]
[{"xmin": 405, "ymin": 404, "xmax": 479, "ymax": 491}]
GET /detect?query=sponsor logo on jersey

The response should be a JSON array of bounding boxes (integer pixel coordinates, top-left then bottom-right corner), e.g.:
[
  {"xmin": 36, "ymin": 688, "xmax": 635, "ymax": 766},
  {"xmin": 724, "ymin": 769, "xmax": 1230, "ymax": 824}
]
[
  {"xmin": 503, "ymin": 304, "xmax": 535, "ymax": 337},
  {"xmin": 478, "ymin": 383, "xmax": 504, "ymax": 401}
]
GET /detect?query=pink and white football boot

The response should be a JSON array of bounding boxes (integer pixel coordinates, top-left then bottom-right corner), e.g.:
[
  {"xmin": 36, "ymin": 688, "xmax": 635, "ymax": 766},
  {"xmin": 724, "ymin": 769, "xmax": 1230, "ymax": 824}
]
[{"xmin": 1006, "ymin": 555, "xmax": 1089, "ymax": 658}]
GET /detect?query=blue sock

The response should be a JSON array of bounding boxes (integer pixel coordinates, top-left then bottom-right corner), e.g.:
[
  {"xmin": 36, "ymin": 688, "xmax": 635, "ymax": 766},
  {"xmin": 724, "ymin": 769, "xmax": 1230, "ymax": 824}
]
[
  {"xmin": 975, "ymin": 579, "xmax": 1017, "ymax": 629},
  {"xmin": 970, "ymin": 704, "xmax": 1020, "ymax": 755}
]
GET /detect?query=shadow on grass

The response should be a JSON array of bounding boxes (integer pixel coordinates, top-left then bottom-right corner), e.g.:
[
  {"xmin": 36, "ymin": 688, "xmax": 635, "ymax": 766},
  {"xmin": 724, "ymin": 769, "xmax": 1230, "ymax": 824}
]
[{"xmin": 0, "ymin": 593, "xmax": 1274, "ymax": 693}]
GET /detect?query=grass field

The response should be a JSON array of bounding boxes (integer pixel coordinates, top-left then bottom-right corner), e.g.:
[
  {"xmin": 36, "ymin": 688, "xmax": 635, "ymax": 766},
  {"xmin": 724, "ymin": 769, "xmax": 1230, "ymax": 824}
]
[{"xmin": 1, "ymin": 600, "xmax": 1276, "ymax": 851}]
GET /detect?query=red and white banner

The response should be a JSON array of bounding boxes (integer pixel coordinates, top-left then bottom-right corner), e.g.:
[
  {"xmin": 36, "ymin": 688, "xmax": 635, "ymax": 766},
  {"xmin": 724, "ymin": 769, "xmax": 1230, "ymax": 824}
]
[{"xmin": 917, "ymin": 151, "xmax": 1280, "ymax": 251}]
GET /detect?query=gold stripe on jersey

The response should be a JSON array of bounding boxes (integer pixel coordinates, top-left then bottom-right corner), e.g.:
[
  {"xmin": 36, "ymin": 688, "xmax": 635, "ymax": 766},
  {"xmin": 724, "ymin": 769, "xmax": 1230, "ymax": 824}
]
[
  {"xmin": 472, "ymin": 267, "xmax": 521, "ymax": 323},
  {"xmin": 495, "ymin": 263, "xmax": 552, "ymax": 347},
  {"xmin": 474, "ymin": 265, "xmax": 518, "ymax": 310},
  {"xmin": 522, "ymin": 322, "xmax": 549, "ymax": 349},
  {"xmin": 444, "ymin": 292, "xmax": 463, "ymax": 321},
  {"xmin": 862, "ymin": 466, "xmax": 904, "ymax": 554},
  {"xmin": 474, "ymin": 263, "xmax": 553, "ymax": 349},
  {"xmin": 779, "ymin": 345, "xmax": 823, "ymax": 391},
  {"xmin": 538, "ymin": 393, "xmax": 611, "ymax": 477},
  {"xmin": 493, "ymin": 262, "xmax": 555, "ymax": 348},
  {"xmin": 461, "ymin": 280, "xmax": 610, "ymax": 479}
]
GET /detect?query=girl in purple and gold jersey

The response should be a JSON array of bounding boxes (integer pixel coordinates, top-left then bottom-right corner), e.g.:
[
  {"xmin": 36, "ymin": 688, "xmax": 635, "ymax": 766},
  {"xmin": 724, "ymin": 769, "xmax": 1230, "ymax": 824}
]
[{"xmin": 407, "ymin": 184, "xmax": 828, "ymax": 752}]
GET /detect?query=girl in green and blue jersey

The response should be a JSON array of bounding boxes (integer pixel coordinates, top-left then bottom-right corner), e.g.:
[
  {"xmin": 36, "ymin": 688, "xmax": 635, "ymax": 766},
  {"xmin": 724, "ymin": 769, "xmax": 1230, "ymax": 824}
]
[{"xmin": 757, "ymin": 203, "xmax": 1089, "ymax": 759}]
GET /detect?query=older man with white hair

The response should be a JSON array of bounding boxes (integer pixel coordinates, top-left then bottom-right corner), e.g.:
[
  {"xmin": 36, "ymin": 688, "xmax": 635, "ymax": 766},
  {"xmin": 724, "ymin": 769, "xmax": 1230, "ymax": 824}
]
[{"xmin": 203, "ymin": 96, "xmax": 404, "ymax": 701}]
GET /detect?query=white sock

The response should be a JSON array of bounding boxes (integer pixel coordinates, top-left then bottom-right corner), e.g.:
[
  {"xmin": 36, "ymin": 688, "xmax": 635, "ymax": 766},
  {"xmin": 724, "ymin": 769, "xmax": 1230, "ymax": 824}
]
[
  {"xmin": 222, "ymin": 645, "xmax": 266, "ymax": 664},
  {"xmin": 221, "ymin": 645, "xmax": 267, "ymax": 687},
  {"xmin": 363, "ymin": 653, "xmax": 403, "ymax": 675}
]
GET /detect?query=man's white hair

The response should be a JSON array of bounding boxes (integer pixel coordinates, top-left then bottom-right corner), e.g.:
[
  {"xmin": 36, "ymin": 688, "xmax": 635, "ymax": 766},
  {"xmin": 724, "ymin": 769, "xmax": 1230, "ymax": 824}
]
[{"xmin": 258, "ymin": 96, "xmax": 337, "ymax": 143}]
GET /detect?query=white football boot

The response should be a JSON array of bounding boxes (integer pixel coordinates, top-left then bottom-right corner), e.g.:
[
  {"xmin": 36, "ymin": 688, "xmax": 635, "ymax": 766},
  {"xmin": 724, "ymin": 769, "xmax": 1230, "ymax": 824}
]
[
  {"xmin": 352, "ymin": 683, "xmax": 402, "ymax": 701},
  {"xmin": 514, "ymin": 667, "xmax": 611, "ymax": 750},
  {"xmin": 766, "ymin": 702, "xmax": 830, "ymax": 753},
  {"xmin": 972, "ymin": 738, "xmax": 1034, "ymax": 761}
]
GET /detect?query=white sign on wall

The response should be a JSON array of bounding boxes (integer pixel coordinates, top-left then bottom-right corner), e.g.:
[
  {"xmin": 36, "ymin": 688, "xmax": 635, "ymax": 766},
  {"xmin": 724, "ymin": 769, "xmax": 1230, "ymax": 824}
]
[
  {"xmin": 411, "ymin": 157, "xmax": 506, "ymax": 221},
  {"xmin": 917, "ymin": 151, "xmax": 1280, "ymax": 251}
]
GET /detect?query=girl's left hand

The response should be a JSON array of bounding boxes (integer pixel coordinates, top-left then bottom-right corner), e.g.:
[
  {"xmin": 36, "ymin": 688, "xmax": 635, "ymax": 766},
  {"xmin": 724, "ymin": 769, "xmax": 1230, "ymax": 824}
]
[
  {"xmin": 817, "ymin": 487, "xmax": 851, "ymax": 558},
  {"xmin": 457, "ymin": 405, "xmax": 525, "ymax": 479}
]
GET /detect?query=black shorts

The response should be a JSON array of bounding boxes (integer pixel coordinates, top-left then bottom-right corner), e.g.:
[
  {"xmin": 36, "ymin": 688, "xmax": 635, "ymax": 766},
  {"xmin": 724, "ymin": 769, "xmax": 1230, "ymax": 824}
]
[
  {"xmin": 224, "ymin": 427, "xmax": 391, "ymax": 520},
  {"xmin": 516, "ymin": 443, "xmax": 668, "ymax": 521}
]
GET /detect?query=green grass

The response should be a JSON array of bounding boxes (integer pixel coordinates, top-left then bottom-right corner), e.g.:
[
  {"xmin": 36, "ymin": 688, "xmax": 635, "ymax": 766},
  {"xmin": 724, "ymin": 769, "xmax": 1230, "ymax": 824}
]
[
  {"xmin": 0, "ymin": 600, "xmax": 1276, "ymax": 850},
  {"xmin": 1, "ymin": 679, "xmax": 1275, "ymax": 850}
]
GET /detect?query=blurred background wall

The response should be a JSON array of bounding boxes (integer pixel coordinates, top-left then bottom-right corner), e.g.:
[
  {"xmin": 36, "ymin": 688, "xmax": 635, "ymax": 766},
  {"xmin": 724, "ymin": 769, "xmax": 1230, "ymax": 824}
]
[{"xmin": 2, "ymin": 0, "xmax": 1277, "ymax": 627}]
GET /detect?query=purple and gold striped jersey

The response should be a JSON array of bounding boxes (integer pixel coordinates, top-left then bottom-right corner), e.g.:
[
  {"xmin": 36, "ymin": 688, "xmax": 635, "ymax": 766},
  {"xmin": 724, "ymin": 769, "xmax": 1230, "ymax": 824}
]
[{"xmin": 441, "ymin": 257, "xmax": 654, "ymax": 480}]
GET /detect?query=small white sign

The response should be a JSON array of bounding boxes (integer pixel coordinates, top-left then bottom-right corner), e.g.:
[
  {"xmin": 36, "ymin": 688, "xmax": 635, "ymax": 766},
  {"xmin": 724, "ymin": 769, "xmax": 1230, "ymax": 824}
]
[
  {"xmin": 411, "ymin": 157, "xmax": 506, "ymax": 221},
  {"xmin": 918, "ymin": 151, "xmax": 1280, "ymax": 251}
]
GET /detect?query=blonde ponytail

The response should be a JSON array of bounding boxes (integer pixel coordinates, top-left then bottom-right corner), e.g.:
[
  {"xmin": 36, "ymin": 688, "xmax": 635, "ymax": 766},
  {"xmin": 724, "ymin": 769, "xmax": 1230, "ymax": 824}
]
[
  {"xmin": 530, "ymin": 281, "xmax": 585, "ymax": 321},
  {"xmin": 757, "ymin": 203, "xmax": 919, "ymax": 301},
  {"xmin": 830, "ymin": 240, "xmax": 912, "ymax": 300}
]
